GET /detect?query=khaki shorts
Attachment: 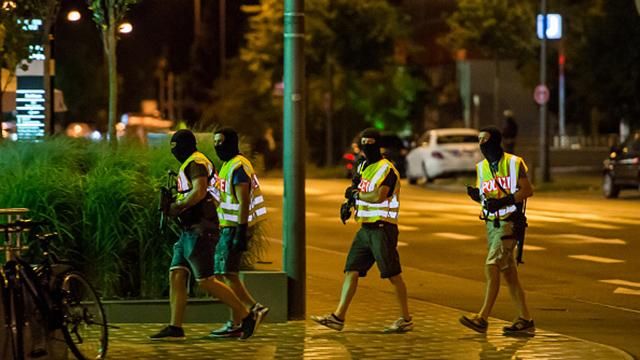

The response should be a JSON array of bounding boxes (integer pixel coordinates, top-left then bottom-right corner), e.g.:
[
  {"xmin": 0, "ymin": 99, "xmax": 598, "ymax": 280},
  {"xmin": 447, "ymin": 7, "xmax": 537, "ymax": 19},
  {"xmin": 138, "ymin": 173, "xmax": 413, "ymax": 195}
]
[{"xmin": 485, "ymin": 221, "xmax": 517, "ymax": 271}]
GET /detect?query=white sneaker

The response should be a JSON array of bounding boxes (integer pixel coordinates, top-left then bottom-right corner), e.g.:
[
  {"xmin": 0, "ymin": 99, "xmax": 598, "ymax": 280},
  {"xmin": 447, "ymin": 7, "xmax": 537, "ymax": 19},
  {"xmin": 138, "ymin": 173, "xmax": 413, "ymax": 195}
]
[
  {"xmin": 311, "ymin": 313, "xmax": 345, "ymax": 331},
  {"xmin": 384, "ymin": 317, "xmax": 414, "ymax": 333}
]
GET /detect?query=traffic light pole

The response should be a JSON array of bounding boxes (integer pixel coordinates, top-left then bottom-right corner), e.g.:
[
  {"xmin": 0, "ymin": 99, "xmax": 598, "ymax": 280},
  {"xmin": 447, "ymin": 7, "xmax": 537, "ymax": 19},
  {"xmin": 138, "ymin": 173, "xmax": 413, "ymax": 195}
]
[
  {"xmin": 283, "ymin": 0, "xmax": 306, "ymax": 320},
  {"xmin": 539, "ymin": 0, "xmax": 551, "ymax": 182}
]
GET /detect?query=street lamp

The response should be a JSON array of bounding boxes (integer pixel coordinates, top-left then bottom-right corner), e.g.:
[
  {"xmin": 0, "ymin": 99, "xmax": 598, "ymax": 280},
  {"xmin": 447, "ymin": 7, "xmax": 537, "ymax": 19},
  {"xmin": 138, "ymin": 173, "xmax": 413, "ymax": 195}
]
[
  {"xmin": 66, "ymin": 10, "xmax": 81, "ymax": 22},
  {"xmin": 118, "ymin": 22, "xmax": 133, "ymax": 34}
]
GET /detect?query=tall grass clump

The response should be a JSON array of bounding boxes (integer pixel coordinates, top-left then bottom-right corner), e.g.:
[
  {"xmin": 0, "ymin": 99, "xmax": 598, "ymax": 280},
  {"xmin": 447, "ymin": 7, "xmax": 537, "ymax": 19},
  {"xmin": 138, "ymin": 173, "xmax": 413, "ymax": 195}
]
[{"xmin": 0, "ymin": 136, "xmax": 268, "ymax": 299}]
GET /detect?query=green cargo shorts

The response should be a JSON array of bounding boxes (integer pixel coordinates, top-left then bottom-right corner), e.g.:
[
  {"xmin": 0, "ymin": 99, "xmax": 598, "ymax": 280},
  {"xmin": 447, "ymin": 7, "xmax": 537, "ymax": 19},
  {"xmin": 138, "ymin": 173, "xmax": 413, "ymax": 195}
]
[
  {"xmin": 170, "ymin": 228, "xmax": 218, "ymax": 280},
  {"xmin": 485, "ymin": 220, "xmax": 517, "ymax": 271},
  {"xmin": 344, "ymin": 222, "xmax": 402, "ymax": 279}
]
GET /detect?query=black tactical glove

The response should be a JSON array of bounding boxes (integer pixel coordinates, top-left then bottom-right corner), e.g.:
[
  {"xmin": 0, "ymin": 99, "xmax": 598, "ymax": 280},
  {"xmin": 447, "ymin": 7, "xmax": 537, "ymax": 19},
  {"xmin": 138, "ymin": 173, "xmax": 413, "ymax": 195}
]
[
  {"xmin": 344, "ymin": 187, "xmax": 359, "ymax": 202},
  {"xmin": 466, "ymin": 186, "xmax": 481, "ymax": 202},
  {"xmin": 485, "ymin": 194, "xmax": 516, "ymax": 213},
  {"xmin": 232, "ymin": 223, "xmax": 249, "ymax": 252},
  {"xmin": 340, "ymin": 201, "xmax": 353, "ymax": 224}
]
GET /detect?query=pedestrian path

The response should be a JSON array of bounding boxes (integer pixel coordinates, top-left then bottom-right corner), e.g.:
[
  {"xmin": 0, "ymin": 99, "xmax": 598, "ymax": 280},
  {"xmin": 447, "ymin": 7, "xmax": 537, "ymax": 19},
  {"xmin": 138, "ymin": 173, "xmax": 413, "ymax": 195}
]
[{"xmin": 107, "ymin": 276, "xmax": 632, "ymax": 359}]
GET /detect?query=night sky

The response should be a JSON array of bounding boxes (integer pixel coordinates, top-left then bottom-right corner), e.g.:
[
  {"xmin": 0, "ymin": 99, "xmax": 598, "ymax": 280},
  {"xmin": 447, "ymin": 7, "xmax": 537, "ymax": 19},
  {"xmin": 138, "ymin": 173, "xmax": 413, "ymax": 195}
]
[{"xmin": 54, "ymin": 0, "xmax": 255, "ymax": 128}]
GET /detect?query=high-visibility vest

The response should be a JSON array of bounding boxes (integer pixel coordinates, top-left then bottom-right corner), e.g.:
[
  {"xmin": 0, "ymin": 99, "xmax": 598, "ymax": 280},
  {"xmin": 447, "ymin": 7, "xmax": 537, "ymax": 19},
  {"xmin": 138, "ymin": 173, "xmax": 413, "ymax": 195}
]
[
  {"xmin": 176, "ymin": 151, "xmax": 215, "ymax": 202},
  {"xmin": 476, "ymin": 153, "xmax": 527, "ymax": 221},
  {"xmin": 354, "ymin": 159, "xmax": 400, "ymax": 224},
  {"xmin": 215, "ymin": 155, "xmax": 267, "ymax": 227}
]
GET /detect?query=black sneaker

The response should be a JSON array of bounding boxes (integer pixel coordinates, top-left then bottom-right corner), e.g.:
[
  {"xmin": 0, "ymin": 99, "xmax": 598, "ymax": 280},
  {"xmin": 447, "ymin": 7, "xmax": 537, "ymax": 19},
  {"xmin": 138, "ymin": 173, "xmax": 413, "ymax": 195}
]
[
  {"xmin": 208, "ymin": 321, "xmax": 242, "ymax": 338},
  {"xmin": 149, "ymin": 325, "xmax": 186, "ymax": 341},
  {"xmin": 240, "ymin": 312, "xmax": 259, "ymax": 340},
  {"xmin": 503, "ymin": 318, "xmax": 535, "ymax": 334},
  {"xmin": 459, "ymin": 314, "xmax": 488, "ymax": 334}
]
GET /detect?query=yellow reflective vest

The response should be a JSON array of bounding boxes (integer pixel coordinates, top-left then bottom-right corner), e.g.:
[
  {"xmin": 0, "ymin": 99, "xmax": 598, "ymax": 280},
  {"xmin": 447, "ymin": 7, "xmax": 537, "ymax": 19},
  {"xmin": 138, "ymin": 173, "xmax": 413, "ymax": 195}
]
[
  {"xmin": 176, "ymin": 151, "xmax": 215, "ymax": 202},
  {"xmin": 476, "ymin": 153, "xmax": 527, "ymax": 221},
  {"xmin": 215, "ymin": 155, "xmax": 267, "ymax": 227},
  {"xmin": 354, "ymin": 159, "xmax": 400, "ymax": 224}
]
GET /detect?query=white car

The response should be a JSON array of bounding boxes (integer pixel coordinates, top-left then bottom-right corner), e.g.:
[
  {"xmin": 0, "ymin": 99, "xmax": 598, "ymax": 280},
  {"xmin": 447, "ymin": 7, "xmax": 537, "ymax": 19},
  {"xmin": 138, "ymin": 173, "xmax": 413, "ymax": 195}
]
[{"xmin": 406, "ymin": 128, "xmax": 482, "ymax": 184}]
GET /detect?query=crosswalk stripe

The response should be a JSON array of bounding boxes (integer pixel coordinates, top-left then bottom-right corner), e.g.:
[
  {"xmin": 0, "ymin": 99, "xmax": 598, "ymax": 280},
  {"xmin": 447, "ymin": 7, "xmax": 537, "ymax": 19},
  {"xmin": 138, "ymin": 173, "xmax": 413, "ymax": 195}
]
[
  {"xmin": 432, "ymin": 232, "xmax": 477, "ymax": 241},
  {"xmin": 557, "ymin": 234, "xmax": 626, "ymax": 245},
  {"xmin": 613, "ymin": 287, "xmax": 640, "ymax": 296},
  {"xmin": 398, "ymin": 225, "xmax": 419, "ymax": 231},
  {"xmin": 600, "ymin": 279, "xmax": 640, "ymax": 288},
  {"xmin": 568, "ymin": 255, "xmax": 625, "ymax": 264}
]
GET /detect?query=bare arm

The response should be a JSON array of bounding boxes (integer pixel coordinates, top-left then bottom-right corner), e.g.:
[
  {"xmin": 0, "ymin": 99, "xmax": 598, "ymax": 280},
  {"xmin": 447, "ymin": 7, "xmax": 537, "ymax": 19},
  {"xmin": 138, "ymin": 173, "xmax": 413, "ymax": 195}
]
[
  {"xmin": 358, "ymin": 185, "xmax": 391, "ymax": 203},
  {"xmin": 515, "ymin": 172, "xmax": 533, "ymax": 203},
  {"xmin": 171, "ymin": 176, "xmax": 207, "ymax": 214}
]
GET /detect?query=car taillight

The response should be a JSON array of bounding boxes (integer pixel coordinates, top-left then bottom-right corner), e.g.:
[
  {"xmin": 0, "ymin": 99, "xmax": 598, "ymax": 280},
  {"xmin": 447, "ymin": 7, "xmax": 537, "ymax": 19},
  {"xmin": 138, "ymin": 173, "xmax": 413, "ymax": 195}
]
[
  {"xmin": 431, "ymin": 151, "xmax": 444, "ymax": 159},
  {"xmin": 343, "ymin": 153, "xmax": 355, "ymax": 161}
]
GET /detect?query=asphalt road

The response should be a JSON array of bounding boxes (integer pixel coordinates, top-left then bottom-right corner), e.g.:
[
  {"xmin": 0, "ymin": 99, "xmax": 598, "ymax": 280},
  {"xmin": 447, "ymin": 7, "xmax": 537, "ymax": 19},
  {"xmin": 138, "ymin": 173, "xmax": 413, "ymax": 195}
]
[{"xmin": 258, "ymin": 178, "xmax": 640, "ymax": 358}]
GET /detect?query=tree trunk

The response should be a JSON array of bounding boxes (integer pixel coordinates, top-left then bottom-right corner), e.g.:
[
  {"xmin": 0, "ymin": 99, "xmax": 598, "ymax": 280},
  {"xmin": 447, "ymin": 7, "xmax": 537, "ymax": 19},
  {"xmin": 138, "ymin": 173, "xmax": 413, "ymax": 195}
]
[
  {"xmin": 493, "ymin": 57, "xmax": 501, "ymax": 126},
  {"xmin": 105, "ymin": 13, "xmax": 118, "ymax": 148}
]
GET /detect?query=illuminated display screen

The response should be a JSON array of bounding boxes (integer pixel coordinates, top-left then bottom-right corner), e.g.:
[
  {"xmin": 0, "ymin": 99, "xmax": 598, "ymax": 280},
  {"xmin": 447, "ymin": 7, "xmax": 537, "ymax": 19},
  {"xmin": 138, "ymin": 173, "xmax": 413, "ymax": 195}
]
[{"xmin": 16, "ymin": 18, "xmax": 46, "ymax": 141}]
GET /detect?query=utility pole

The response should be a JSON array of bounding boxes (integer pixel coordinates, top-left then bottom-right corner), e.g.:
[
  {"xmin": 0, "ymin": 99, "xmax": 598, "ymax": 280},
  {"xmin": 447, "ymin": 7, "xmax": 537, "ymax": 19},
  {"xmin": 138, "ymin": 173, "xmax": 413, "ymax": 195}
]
[
  {"xmin": 539, "ymin": 0, "xmax": 551, "ymax": 182},
  {"xmin": 283, "ymin": 0, "xmax": 306, "ymax": 320}
]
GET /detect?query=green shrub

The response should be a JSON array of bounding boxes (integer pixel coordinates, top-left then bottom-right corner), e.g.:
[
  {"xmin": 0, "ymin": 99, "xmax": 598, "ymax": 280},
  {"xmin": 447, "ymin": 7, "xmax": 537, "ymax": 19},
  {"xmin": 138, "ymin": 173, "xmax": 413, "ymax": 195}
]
[{"xmin": 0, "ymin": 137, "xmax": 267, "ymax": 299}]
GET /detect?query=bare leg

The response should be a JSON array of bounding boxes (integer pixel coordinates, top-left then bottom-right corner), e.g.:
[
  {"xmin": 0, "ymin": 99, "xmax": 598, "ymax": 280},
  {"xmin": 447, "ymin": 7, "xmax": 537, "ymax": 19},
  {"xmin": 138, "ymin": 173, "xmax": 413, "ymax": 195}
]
[
  {"xmin": 388, "ymin": 274, "xmax": 411, "ymax": 320},
  {"xmin": 223, "ymin": 274, "xmax": 257, "ymax": 309},
  {"xmin": 479, "ymin": 264, "xmax": 500, "ymax": 320},
  {"xmin": 197, "ymin": 277, "xmax": 249, "ymax": 323},
  {"xmin": 502, "ymin": 266, "xmax": 531, "ymax": 320},
  {"xmin": 170, "ymin": 269, "xmax": 188, "ymax": 327},
  {"xmin": 334, "ymin": 271, "xmax": 360, "ymax": 320}
]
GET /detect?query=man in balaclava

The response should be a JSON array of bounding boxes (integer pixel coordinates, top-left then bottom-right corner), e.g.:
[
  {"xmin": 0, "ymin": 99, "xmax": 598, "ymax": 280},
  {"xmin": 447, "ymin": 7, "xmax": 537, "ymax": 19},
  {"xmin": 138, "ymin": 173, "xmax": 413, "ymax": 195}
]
[
  {"xmin": 150, "ymin": 129, "xmax": 262, "ymax": 341},
  {"xmin": 209, "ymin": 128, "xmax": 270, "ymax": 338},
  {"xmin": 312, "ymin": 128, "xmax": 414, "ymax": 333},
  {"xmin": 460, "ymin": 126, "xmax": 535, "ymax": 335}
]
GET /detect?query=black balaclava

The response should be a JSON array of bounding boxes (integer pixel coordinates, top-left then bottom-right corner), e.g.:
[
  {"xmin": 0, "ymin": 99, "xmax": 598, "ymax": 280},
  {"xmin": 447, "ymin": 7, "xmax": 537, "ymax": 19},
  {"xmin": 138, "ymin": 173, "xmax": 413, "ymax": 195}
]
[
  {"xmin": 214, "ymin": 127, "xmax": 240, "ymax": 161},
  {"xmin": 359, "ymin": 128, "xmax": 382, "ymax": 163},
  {"xmin": 170, "ymin": 129, "xmax": 197, "ymax": 163},
  {"xmin": 479, "ymin": 126, "xmax": 504, "ymax": 164}
]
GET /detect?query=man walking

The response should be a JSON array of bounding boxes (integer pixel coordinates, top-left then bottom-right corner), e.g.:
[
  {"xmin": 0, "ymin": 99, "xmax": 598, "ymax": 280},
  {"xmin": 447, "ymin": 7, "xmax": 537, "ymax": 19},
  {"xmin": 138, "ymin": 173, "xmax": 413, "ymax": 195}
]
[
  {"xmin": 208, "ymin": 128, "xmax": 270, "ymax": 338},
  {"xmin": 460, "ymin": 126, "xmax": 534, "ymax": 335},
  {"xmin": 311, "ymin": 128, "xmax": 413, "ymax": 333},
  {"xmin": 149, "ymin": 129, "xmax": 261, "ymax": 341}
]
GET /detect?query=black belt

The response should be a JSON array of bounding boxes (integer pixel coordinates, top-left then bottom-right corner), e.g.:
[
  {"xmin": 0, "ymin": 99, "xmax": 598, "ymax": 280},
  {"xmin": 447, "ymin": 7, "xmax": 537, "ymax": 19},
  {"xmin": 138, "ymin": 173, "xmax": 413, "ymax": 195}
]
[{"xmin": 362, "ymin": 221, "xmax": 395, "ymax": 229}]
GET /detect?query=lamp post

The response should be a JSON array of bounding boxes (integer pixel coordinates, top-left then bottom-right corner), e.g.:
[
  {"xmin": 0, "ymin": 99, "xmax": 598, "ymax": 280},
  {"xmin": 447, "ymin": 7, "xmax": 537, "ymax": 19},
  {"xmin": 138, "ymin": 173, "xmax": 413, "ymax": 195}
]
[{"xmin": 538, "ymin": 0, "xmax": 550, "ymax": 183}]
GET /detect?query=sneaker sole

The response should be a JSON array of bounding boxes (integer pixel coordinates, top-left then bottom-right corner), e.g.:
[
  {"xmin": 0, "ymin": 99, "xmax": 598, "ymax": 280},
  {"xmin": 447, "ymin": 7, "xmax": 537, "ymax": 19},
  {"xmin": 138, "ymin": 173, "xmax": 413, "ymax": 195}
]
[
  {"xmin": 503, "ymin": 327, "xmax": 535, "ymax": 336},
  {"xmin": 459, "ymin": 317, "xmax": 487, "ymax": 334},
  {"xmin": 311, "ymin": 317, "xmax": 344, "ymax": 331},
  {"xmin": 383, "ymin": 325, "xmax": 413, "ymax": 333}
]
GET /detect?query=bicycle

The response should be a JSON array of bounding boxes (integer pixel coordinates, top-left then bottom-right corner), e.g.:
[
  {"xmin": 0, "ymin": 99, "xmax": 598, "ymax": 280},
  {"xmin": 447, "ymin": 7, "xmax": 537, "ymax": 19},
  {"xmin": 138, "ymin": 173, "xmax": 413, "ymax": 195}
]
[{"xmin": 0, "ymin": 219, "xmax": 108, "ymax": 360}]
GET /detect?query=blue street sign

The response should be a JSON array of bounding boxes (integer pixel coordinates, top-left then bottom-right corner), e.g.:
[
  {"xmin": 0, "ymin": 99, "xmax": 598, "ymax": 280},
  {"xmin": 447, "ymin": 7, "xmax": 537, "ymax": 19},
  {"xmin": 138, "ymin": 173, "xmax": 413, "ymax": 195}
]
[{"xmin": 537, "ymin": 14, "xmax": 562, "ymax": 40}]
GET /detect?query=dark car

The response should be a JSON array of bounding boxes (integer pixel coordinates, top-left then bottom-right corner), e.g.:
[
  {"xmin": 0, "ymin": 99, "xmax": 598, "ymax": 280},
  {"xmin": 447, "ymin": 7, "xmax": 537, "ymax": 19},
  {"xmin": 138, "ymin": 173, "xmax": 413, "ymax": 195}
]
[
  {"xmin": 602, "ymin": 132, "xmax": 640, "ymax": 198},
  {"xmin": 342, "ymin": 133, "xmax": 408, "ymax": 178}
]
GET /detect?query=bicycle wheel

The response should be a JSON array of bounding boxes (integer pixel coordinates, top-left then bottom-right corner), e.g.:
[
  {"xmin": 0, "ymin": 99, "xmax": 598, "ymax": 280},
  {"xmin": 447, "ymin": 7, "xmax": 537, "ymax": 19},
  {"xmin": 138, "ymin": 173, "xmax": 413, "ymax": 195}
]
[{"xmin": 59, "ymin": 272, "xmax": 108, "ymax": 360}]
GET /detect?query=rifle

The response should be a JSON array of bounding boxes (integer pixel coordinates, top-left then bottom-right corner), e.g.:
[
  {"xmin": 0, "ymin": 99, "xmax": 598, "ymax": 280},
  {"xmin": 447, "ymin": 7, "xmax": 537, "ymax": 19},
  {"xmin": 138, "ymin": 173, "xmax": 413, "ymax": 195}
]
[{"xmin": 159, "ymin": 170, "xmax": 177, "ymax": 231}]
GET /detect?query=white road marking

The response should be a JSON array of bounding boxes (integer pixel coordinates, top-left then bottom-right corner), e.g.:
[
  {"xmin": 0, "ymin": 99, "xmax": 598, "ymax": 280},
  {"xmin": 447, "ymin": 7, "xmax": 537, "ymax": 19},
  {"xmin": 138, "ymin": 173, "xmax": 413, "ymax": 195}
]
[
  {"xmin": 523, "ymin": 245, "xmax": 545, "ymax": 251},
  {"xmin": 397, "ymin": 225, "xmax": 419, "ymax": 231},
  {"xmin": 568, "ymin": 255, "xmax": 625, "ymax": 264},
  {"xmin": 600, "ymin": 279, "xmax": 640, "ymax": 288},
  {"xmin": 614, "ymin": 287, "xmax": 640, "ymax": 296},
  {"xmin": 399, "ymin": 211, "xmax": 421, "ymax": 217},
  {"xmin": 524, "ymin": 214, "xmax": 568, "ymax": 223},
  {"xmin": 557, "ymin": 234, "xmax": 626, "ymax": 245},
  {"xmin": 306, "ymin": 212, "xmax": 320, "ymax": 217},
  {"xmin": 398, "ymin": 241, "xmax": 409, "ymax": 247},
  {"xmin": 578, "ymin": 223, "xmax": 621, "ymax": 230},
  {"xmin": 432, "ymin": 232, "xmax": 477, "ymax": 241}
]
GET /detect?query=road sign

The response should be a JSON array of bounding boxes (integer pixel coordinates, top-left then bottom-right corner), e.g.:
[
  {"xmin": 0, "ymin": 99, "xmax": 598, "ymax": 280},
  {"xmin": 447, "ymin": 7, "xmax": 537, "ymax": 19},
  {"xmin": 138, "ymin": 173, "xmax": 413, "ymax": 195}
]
[
  {"xmin": 534, "ymin": 84, "xmax": 550, "ymax": 105},
  {"xmin": 537, "ymin": 14, "xmax": 562, "ymax": 40}
]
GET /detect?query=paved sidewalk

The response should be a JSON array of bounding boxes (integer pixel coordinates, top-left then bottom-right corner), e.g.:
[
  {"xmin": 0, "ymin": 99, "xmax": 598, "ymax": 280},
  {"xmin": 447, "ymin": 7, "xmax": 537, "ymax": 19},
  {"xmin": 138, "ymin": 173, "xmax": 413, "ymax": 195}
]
[{"xmin": 107, "ymin": 275, "xmax": 632, "ymax": 360}]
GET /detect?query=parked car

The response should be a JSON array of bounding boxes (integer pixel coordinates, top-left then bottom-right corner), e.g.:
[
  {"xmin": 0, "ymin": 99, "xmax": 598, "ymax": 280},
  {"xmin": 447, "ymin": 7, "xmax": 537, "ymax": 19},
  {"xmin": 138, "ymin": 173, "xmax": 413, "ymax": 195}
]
[
  {"xmin": 405, "ymin": 128, "xmax": 482, "ymax": 184},
  {"xmin": 602, "ymin": 132, "xmax": 640, "ymax": 198},
  {"xmin": 342, "ymin": 133, "xmax": 408, "ymax": 178}
]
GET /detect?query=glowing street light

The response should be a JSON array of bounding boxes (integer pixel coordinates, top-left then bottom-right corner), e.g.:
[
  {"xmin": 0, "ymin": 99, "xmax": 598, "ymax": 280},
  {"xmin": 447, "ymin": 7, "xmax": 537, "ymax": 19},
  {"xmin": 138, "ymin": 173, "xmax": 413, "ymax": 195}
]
[
  {"xmin": 118, "ymin": 22, "xmax": 133, "ymax": 34},
  {"xmin": 67, "ymin": 10, "xmax": 81, "ymax": 22},
  {"xmin": 1, "ymin": 1, "xmax": 16, "ymax": 11}
]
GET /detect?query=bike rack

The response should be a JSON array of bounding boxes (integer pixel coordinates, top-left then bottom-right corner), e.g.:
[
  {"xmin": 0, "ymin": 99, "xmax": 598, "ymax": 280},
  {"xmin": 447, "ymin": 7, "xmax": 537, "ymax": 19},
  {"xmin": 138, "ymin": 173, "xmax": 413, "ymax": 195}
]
[{"xmin": 0, "ymin": 208, "xmax": 29, "ymax": 262}]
